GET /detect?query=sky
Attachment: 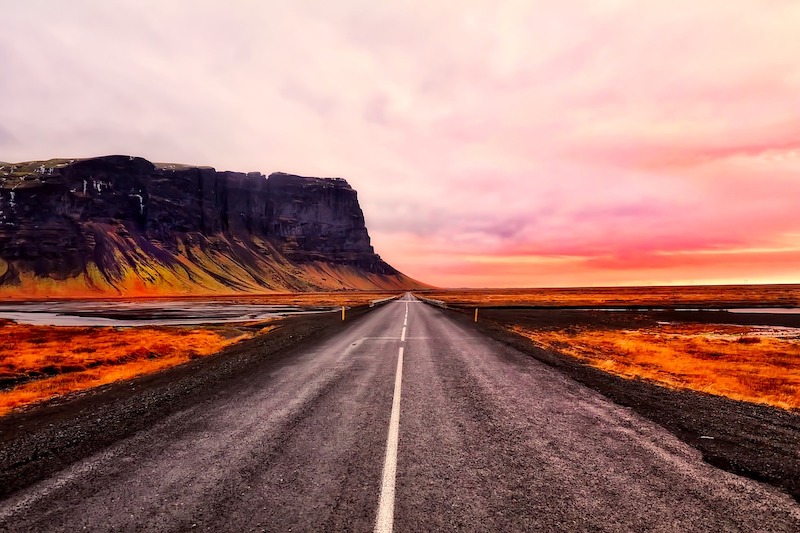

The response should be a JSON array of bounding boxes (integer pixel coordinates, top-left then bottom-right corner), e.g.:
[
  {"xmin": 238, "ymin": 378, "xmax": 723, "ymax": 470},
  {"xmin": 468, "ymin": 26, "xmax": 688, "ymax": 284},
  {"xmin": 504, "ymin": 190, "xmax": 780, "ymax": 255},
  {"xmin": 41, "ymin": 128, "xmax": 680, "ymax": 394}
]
[{"xmin": 2, "ymin": 0, "xmax": 800, "ymax": 288}]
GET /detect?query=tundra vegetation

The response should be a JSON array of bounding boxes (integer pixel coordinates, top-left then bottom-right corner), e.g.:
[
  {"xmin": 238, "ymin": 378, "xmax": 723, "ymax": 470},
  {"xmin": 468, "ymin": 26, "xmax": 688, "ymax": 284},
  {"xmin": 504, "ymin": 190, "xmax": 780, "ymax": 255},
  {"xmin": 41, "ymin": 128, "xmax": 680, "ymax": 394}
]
[
  {"xmin": 0, "ymin": 291, "xmax": 401, "ymax": 415},
  {"xmin": 0, "ymin": 320, "xmax": 264, "ymax": 415},
  {"xmin": 511, "ymin": 323, "xmax": 800, "ymax": 410},
  {"xmin": 422, "ymin": 285, "xmax": 800, "ymax": 410}
]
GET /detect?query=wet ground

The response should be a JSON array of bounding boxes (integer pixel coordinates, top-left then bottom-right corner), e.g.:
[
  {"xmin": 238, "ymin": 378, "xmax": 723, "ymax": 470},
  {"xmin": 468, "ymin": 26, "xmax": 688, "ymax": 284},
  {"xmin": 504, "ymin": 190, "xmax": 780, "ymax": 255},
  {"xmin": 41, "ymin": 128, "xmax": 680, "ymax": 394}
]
[{"xmin": 0, "ymin": 300, "xmax": 334, "ymax": 326}]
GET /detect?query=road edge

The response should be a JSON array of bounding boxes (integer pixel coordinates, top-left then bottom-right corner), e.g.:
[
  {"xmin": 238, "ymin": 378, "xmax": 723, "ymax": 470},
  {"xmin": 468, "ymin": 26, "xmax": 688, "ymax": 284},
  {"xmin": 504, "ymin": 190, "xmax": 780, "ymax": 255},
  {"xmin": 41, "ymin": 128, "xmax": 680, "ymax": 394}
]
[
  {"xmin": 417, "ymin": 301, "xmax": 800, "ymax": 503},
  {"xmin": 0, "ymin": 304, "xmax": 386, "ymax": 500}
]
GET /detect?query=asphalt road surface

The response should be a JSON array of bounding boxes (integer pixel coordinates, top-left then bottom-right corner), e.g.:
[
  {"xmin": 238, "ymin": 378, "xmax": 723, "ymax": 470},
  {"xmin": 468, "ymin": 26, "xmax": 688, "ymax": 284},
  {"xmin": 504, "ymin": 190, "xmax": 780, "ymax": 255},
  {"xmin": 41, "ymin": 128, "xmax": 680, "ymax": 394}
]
[{"xmin": 1, "ymin": 294, "xmax": 799, "ymax": 531}]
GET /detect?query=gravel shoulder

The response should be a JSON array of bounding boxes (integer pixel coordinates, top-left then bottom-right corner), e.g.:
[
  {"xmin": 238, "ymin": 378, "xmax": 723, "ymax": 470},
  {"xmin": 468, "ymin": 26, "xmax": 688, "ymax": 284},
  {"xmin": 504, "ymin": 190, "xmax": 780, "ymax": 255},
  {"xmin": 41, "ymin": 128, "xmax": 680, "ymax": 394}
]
[
  {"xmin": 0, "ymin": 306, "xmax": 376, "ymax": 500},
  {"xmin": 445, "ymin": 306, "xmax": 800, "ymax": 503}
]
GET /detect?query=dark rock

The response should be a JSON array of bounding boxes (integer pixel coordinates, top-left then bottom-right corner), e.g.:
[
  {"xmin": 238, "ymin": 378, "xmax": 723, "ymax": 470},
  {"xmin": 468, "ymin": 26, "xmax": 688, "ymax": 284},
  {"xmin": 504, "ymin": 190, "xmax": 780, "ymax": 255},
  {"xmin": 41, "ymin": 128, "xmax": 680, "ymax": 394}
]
[{"xmin": 0, "ymin": 155, "xmax": 420, "ymax": 295}]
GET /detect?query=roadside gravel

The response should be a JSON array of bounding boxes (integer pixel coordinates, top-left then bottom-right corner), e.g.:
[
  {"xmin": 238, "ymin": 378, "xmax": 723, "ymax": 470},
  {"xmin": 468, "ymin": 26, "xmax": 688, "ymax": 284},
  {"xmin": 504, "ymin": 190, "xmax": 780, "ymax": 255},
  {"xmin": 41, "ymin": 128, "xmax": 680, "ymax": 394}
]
[{"xmin": 451, "ymin": 307, "xmax": 800, "ymax": 503}]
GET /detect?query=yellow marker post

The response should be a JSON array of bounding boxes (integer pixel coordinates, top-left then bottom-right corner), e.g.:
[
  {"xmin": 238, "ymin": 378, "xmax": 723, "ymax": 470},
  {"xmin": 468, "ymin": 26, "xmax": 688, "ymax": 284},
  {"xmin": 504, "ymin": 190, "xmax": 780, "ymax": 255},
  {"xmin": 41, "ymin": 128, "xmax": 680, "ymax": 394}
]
[
  {"xmin": 474, "ymin": 308, "xmax": 478, "ymax": 322},
  {"xmin": 342, "ymin": 306, "xmax": 346, "ymax": 321}
]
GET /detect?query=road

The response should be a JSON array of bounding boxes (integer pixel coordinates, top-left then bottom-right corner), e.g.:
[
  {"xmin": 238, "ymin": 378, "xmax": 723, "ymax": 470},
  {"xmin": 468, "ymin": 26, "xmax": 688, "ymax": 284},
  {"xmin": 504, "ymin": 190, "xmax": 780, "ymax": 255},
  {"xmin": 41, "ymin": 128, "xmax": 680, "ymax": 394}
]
[{"xmin": 1, "ymin": 294, "xmax": 798, "ymax": 531}]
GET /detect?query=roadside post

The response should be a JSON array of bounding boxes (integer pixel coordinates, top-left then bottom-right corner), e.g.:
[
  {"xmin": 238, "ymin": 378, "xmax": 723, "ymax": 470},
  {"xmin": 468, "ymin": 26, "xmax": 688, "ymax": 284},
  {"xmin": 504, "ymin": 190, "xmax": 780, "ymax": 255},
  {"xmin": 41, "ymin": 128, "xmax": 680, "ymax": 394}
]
[
  {"xmin": 342, "ymin": 306, "xmax": 346, "ymax": 321},
  {"xmin": 474, "ymin": 308, "xmax": 478, "ymax": 322}
]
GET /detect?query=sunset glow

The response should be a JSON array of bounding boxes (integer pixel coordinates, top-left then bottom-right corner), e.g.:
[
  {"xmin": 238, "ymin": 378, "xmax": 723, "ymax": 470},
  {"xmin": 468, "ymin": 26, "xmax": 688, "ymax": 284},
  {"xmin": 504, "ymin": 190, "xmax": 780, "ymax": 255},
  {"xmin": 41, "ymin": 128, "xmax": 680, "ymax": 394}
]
[{"xmin": 2, "ymin": 1, "xmax": 799, "ymax": 287}]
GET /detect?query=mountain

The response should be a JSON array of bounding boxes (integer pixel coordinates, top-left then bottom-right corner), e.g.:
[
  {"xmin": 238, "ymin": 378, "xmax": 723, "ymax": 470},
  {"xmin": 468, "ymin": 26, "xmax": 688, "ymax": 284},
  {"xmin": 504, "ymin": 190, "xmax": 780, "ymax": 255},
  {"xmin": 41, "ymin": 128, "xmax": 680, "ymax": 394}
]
[{"xmin": 0, "ymin": 155, "xmax": 425, "ymax": 298}]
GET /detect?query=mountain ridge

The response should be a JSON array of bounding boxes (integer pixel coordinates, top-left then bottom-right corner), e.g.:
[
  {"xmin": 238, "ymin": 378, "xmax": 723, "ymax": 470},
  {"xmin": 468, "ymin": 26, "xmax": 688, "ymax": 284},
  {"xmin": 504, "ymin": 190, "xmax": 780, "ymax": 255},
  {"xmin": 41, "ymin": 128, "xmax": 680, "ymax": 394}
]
[{"xmin": 0, "ymin": 155, "xmax": 425, "ymax": 298}]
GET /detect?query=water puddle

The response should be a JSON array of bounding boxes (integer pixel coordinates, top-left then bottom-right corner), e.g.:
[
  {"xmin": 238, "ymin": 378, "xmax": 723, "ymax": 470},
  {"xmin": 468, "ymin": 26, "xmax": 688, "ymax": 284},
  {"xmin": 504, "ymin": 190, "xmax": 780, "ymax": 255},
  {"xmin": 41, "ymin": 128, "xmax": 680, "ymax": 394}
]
[
  {"xmin": 0, "ymin": 300, "xmax": 334, "ymax": 326},
  {"xmin": 574, "ymin": 307, "xmax": 800, "ymax": 314},
  {"xmin": 727, "ymin": 308, "xmax": 800, "ymax": 314}
]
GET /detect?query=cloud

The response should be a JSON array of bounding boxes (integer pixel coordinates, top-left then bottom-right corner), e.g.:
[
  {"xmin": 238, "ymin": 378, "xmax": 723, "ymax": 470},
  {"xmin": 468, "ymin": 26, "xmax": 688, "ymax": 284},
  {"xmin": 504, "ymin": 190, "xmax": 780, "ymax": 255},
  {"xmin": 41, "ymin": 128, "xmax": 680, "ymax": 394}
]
[
  {"xmin": 2, "ymin": 0, "xmax": 799, "ymax": 286},
  {"xmin": 0, "ymin": 123, "xmax": 17, "ymax": 150}
]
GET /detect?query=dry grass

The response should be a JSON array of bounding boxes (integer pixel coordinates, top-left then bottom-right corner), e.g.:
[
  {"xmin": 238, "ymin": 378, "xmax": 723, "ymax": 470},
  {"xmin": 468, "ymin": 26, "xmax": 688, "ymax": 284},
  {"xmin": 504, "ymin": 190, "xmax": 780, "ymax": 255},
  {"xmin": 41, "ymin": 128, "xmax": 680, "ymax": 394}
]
[
  {"xmin": 0, "ymin": 291, "xmax": 396, "ymax": 415},
  {"xmin": 511, "ymin": 322, "xmax": 800, "ymax": 409},
  {"xmin": 0, "ymin": 322, "xmax": 265, "ymax": 415},
  {"xmin": 209, "ymin": 291, "xmax": 402, "ymax": 307},
  {"xmin": 421, "ymin": 284, "xmax": 800, "ymax": 308}
]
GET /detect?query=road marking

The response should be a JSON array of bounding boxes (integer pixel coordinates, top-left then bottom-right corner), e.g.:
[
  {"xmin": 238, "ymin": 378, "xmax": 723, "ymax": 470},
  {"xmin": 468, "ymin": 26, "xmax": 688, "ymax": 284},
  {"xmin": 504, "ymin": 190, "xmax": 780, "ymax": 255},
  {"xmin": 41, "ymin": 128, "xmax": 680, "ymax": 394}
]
[
  {"xmin": 375, "ymin": 346, "xmax": 404, "ymax": 533},
  {"xmin": 400, "ymin": 327, "xmax": 406, "ymax": 342}
]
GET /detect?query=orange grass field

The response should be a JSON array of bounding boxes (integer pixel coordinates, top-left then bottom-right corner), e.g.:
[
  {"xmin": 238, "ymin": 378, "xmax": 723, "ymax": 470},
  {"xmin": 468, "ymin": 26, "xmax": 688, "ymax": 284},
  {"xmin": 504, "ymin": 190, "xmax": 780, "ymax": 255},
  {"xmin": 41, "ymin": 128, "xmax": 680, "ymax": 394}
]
[
  {"xmin": 0, "ymin": 292, "xmax": 401, "ymax": 416},
  {"xmin": 511, "ymin": 322, "xmax": 800, "ymax": 410},
  {"xmin": 421, "ymin": 284, "xmax": 800, "ymax": 308},
  {"xmin": 0, "ymin": 321, "xmax": 268, "ymax": 416},
  {"xmin": 0, "ymin": 291, "xmax": 403, "ymax": 307},
  {"xmin": 205, "ymin": 291, "xmax": 403, "ymax": 307}
]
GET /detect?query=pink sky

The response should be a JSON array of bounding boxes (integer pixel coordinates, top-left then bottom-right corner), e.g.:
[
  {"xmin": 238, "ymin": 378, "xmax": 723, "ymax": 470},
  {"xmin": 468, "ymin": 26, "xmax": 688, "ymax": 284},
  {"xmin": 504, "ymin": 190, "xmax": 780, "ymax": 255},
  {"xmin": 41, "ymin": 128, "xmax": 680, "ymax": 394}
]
[{"xmin": 2, "ymin": 1, "xmax": 800, "ymax": 287}]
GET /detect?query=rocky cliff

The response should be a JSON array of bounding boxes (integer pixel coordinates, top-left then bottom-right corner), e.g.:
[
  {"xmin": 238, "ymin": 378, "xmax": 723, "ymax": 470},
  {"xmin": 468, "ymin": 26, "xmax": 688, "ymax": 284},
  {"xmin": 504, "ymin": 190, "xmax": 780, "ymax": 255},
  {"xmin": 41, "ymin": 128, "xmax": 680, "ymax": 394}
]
[{"xmin": 0, "ymin": 155, "xmax": 422, "ymax": 297}]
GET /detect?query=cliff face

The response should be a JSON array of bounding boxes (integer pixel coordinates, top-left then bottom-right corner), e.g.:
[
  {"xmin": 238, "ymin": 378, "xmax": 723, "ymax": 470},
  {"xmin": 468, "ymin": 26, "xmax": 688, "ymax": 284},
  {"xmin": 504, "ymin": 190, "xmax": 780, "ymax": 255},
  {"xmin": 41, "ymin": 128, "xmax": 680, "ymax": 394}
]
[{"xmin": 0, "ymin": 155, "xmax": 421, "ymax": 297}]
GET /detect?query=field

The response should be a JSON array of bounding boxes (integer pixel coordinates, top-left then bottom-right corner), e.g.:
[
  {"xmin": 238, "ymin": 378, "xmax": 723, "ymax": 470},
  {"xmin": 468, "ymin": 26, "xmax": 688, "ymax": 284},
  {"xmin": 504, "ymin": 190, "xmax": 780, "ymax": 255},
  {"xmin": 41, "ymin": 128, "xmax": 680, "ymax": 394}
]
[
  {"xmin": 424, "ymin": 285, "xmax": 800, "ymax": 410},
  {"xmin": 420, "ymin": 284, "xmax": 800, "ymax": 308},
  {"xmin": 0, "ymin": 290, "xmax": 402, "ymax": 307},
  {"xmin": 0, "ymin": 292, "xmax": 402, "ymax": 415},
  {"xmin": 511, "ymin": 320, "xmax": 800, "ymax": 409},
  {"xmin": 0, "ymin": 320, "xmax": 269, "ymax": 416},
  {"xmin": 4, "ymin": 285, "xmax": 798, "ymax": 415},
  {"xmin": 188, "ymin": 290, "xmax": 402, "ymax": 307}
]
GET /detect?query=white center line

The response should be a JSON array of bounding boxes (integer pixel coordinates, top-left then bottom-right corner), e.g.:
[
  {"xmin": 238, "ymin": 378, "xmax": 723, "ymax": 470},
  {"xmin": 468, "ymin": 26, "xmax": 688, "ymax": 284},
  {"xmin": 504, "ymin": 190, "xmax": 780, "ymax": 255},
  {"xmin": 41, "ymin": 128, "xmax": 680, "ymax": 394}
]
[
  {"xmin": 375, "ymin": 346, "xmax": 404, "ymax": 533},
  {"xmin": 400, "ymin": 327, "xmax": 406, "ymax": 342}
]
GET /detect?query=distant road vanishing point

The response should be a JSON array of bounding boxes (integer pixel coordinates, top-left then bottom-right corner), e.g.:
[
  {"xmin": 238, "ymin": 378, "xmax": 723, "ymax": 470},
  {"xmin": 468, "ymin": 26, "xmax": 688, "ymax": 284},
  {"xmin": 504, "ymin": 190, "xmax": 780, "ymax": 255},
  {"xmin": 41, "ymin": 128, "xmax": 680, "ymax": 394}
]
[{"xmin": 1, "ymin": 294, "xmax": 798, "ymax": 531}]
